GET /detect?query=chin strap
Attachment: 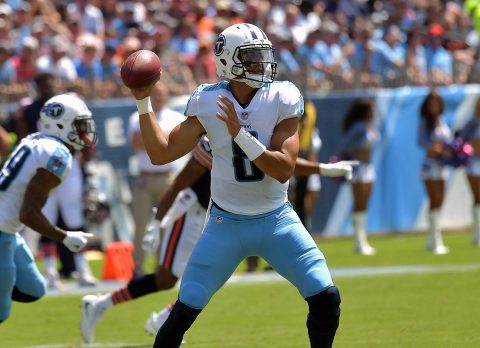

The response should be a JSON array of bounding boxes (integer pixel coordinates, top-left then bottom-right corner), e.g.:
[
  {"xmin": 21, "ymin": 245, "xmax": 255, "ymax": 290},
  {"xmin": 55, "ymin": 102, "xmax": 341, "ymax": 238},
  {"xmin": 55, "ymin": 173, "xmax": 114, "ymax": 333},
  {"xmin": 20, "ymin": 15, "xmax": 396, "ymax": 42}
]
[{"xmin": 243, "ymin": 78, "xmax": 265, "ymax": 88}]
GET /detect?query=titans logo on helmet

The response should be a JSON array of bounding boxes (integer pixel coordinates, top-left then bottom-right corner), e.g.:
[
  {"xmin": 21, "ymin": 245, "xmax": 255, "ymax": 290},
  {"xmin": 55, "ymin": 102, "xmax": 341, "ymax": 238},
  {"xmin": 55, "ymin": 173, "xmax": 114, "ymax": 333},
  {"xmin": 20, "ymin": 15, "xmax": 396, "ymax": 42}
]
[
  {"xmin": 42, "ymin": 103, "xmax": 65, "ymax": 119},
  {"xmin": 214, "ymin": 35, "xmax": 226, "ymax": 56}
]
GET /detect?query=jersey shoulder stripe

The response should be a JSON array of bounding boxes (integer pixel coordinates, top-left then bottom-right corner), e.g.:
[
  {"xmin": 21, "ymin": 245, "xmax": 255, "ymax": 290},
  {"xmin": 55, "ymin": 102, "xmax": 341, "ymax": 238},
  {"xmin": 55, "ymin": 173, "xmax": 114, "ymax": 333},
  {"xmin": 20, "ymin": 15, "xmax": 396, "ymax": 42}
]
[
  {"xmin": 46, "ymin": 147, "xmax": 70, "ymax": 177},
  {"xmin": 29, "ymin": 134, "xmax": 72, "ymax": 178},
  {"xmin": 201, "ymin": 81, "xmax": 229, "ymax": 92},
  {"xmin": 185, "ymin": 82, "xmax": 230, "ymax": 117}
]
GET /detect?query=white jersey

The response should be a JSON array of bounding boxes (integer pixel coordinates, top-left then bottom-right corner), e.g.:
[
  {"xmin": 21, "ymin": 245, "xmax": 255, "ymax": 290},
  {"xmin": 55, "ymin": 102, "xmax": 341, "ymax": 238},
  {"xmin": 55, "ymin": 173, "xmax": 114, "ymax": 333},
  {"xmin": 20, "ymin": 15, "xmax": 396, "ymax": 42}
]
[
  {"xmin": 0, "ymin": 133, "xmax": 72, "ymax": 234},
  {"xmin": 185, "ymin": 81, "xmax": 304, "ymax": 215}
]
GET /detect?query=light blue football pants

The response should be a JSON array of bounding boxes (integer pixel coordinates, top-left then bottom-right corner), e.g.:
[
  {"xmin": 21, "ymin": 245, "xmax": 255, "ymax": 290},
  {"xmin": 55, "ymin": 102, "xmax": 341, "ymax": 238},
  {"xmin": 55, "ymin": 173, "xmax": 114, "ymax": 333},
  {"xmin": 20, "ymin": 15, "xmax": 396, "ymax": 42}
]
[
  {"xmin": 179, "ymin": 201, "xmax": 334, "ymax": 309},
  {"xmin": 0, "ymin": 232, "xmax": 46, "ymax": 321}
]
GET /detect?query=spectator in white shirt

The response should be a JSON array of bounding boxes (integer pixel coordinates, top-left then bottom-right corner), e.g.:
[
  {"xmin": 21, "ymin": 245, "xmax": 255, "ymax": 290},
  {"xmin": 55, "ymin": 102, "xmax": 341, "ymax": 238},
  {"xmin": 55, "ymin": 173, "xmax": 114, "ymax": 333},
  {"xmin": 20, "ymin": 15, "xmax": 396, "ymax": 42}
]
[
  {"xmin": 36, "ymin": 35, "xmax": 77, "ymax": 81},
  {"xmin": 127, "ymin": 81, "xmax": 185, "ymax": 276}
]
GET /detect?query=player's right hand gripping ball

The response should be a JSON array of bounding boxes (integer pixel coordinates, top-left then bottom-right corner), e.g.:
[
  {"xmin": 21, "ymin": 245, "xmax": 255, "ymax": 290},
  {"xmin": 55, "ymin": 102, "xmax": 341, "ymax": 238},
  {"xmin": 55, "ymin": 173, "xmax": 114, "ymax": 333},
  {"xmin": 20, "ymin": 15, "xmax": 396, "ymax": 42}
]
[{"xmin": 120, "ymin": 50, "xmax": 162, "ymax": 89}]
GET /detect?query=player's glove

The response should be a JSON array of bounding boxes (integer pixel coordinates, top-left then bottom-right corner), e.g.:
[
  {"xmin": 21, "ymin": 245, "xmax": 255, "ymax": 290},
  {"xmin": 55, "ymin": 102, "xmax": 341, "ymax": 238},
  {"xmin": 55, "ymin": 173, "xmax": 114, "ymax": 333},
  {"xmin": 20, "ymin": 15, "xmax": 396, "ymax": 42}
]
[
  {"xmin": 143, "ymin": 219, "xmax": 161, "ymax": 255},
  {"xmin": 63, "ymin": 231, "xmax": 93, "ymax": 252},
  {"xmin": 319, "ymin": 160, "xmax": 360, "ymax": 181}
]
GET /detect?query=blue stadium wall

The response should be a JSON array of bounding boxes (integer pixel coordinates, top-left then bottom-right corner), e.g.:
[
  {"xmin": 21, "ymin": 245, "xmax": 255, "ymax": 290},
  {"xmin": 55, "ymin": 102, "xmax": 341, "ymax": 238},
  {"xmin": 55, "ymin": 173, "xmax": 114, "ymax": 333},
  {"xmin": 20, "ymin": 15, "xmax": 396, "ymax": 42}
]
[{"xmin": 88, "ymin": 85, "xmax": 480, "ymax": 236}]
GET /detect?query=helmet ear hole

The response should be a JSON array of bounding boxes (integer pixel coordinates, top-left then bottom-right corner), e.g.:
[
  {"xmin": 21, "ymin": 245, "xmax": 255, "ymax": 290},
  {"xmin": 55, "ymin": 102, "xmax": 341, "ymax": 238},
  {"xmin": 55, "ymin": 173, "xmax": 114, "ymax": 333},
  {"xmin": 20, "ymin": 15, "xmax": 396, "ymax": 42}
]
[
  {"xmin": 57, "ymin": 124, "xmax": 64, "ymax": 129},
  {"xmin": 220, "ymin": 59, "xmax": 227, "ymax": 66}
]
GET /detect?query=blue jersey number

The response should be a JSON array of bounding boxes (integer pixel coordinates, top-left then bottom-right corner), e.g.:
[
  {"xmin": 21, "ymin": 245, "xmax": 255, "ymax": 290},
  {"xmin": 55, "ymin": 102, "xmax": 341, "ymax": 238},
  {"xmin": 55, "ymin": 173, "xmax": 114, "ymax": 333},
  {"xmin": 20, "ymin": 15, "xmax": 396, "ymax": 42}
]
[
  {"xmin": 232, "ymin": 131, "xmax": 264, "ymax": 182},
  {"xmin": 0, "ymin": 145, "xmax": 32, "ymax": 191}
]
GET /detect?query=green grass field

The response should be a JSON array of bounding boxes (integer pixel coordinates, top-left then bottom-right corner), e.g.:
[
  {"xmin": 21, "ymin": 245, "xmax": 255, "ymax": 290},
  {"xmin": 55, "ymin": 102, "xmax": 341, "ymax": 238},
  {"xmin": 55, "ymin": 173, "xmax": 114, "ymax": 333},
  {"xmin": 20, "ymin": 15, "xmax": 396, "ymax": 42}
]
[{"xmin": 1, "ymin": 229, "xmax": 480, "ymax": 348}]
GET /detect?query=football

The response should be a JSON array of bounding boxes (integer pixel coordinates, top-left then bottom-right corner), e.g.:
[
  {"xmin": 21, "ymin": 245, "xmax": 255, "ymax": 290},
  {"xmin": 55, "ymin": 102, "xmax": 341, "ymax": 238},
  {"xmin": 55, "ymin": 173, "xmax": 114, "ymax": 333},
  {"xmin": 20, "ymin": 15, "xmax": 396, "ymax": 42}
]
[{"xmin": 120, "ymin": 50, "xmax": 162, "ymax": 89}]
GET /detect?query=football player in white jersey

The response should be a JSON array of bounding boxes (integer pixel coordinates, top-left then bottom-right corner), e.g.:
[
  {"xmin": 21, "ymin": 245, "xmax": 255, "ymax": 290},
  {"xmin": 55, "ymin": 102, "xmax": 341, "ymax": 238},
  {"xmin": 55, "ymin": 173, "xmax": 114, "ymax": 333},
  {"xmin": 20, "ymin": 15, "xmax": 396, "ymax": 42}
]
[
  {"xmin": 0, "ymin": 93, "xmax": 97, "ymax": 323},
  {"xmin": 129, "ymin": 23, "xmax": 341, "ymax": 348}
]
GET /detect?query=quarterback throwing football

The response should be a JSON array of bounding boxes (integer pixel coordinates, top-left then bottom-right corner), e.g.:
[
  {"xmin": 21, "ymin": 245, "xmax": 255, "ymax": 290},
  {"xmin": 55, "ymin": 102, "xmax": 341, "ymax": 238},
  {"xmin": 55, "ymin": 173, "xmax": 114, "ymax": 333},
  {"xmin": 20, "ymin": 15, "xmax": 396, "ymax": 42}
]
[{"xmin": 128, "ymin": 23, "xmax": 341, "ymax": 348}]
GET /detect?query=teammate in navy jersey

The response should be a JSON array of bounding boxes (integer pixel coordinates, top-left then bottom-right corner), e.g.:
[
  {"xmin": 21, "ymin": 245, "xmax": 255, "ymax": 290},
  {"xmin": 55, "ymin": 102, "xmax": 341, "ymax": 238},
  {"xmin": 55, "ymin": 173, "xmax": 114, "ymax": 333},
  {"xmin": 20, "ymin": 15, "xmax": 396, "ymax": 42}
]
[
  {"xmin": 0, "ymin": 94, "xmax": 96, "ymax": 323},
  {"xmin": 128, "ymin": 23, "xmax": 341, "ymax": 348},
  {"xmin": 80, "ymin": 136, "xmax": 355, "ymax": 343}
]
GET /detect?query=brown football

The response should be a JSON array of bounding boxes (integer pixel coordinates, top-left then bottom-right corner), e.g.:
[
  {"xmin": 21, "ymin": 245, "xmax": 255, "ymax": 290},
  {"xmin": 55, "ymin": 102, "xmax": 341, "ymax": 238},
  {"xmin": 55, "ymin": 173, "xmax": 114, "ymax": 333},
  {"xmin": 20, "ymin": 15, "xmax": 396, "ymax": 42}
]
[{"xmin": 120, "ymin": 50, "xmax": 162, "ymax": 89}]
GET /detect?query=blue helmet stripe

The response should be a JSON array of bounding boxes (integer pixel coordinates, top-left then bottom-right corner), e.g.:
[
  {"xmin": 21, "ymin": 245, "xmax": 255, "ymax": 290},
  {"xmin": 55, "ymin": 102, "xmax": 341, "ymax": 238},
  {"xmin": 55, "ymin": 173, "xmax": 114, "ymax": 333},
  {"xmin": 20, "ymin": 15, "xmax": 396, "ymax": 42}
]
[
  {"xmin": 245, "ymin": 23, "xmax": 258, "ymax": 40},
  {"xmin": 259, "ymin": 28, "xmax": 267, "ymax": 39}
]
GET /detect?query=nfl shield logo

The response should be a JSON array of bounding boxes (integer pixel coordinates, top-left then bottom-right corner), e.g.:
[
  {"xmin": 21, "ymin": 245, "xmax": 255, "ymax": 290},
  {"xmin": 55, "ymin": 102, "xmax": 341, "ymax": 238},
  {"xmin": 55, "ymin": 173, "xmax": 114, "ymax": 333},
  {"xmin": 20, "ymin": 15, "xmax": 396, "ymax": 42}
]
[
  {"xmin": 215, "ymin": 216, "xmax": 223, "ymax": 224},
  {"xmin": 51, "ymin": 158, "xmax": 64, "ymax": 172},
  {"xmin": 241, "ymin": 112, "xmax": 249, "ymax": 120}
]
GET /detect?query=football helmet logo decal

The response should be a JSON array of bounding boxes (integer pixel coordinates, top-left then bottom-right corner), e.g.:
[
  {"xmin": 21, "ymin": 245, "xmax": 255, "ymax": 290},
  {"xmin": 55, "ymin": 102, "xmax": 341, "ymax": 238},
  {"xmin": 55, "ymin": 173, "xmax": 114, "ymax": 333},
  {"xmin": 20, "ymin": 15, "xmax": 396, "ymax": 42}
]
[
  {"xmin": 42, "ymin": 103, "xmax": 65, "ymax": 119},
  {"xmin": 214, "ymin": 35, "xmax": 226, "ymax": 56}
]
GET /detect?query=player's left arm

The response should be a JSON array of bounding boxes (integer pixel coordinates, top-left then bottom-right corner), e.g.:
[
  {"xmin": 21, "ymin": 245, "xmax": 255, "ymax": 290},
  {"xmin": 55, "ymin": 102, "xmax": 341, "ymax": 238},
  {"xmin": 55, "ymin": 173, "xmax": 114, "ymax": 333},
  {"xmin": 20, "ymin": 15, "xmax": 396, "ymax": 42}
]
[
  {"xmin": 253, "ymin": 117, "xmax": 299, "ymax": 183},
  {"xmin": 216, "ymin": 95, "xmax": 299, "ymax": 183},
  {"xmin": 19, "ymin": 168, "xmax": 64, "ymax": 241}
]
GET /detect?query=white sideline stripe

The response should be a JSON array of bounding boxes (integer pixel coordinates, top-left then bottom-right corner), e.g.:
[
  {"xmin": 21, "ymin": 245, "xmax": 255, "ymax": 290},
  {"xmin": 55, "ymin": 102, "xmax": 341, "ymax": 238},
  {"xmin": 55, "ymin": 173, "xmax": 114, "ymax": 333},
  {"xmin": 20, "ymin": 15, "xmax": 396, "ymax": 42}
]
[
  {"xmin": 22, "ymin": 344, "xmax": 148, "ymax": 348},
  {"xmin": 45, "ymin": 263, "xmax": 480, "ymax": 297},
  {"xmin": 332, "ymin": 263, "xmax": 480, "ymax": 277},
  {"xmin": 228, "ymin": 263, "xmax": 480, "ymax": 284}
]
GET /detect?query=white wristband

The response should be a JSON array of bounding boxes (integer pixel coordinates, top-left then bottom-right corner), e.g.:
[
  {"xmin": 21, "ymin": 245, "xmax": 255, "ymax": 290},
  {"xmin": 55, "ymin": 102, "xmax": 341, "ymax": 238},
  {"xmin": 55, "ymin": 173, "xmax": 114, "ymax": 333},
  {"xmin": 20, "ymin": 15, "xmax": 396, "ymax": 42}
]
[
  {"xmin": 136, "ymin": 97, "xmax": 153, "ymax": 115},
  {"xmin": 234, "ymin": 127, "xmax": 266, "ymax": 161},
  {"xmin": 318, "ymin": 163, "xmax": 337, "ymax": 176}
]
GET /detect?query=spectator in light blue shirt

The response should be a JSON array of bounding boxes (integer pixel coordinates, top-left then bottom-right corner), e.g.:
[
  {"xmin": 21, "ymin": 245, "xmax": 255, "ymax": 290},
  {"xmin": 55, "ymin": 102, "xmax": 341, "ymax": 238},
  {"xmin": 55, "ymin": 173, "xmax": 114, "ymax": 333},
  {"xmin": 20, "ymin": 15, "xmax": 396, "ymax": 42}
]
[
  {"xmin": 316, "ymin": 21, "xmax": 352, "ymax": 78},
  {"xmin": 425, "ymin": 24, "xmax": 453, "ymax": 85},
  {"xmin": 74, "ymin": 43, "xmax": 102, "ymax": 81},
  {"xmin": 99, "ymin": 43, "xmax": 119, "ymax": 81},
  {"xmin": 370, "ymin": 25, "xmax": 405, "ymax": 86},
  {"xmin": 345, "ymin": 19, "xmax": 381, "ymax": 87},
  {"xmin": 170, "ymin": 23, "xmax": 199, "ymax": 58},
  {"xmin": 296, "ymin": 30, "xmax": 326, "ymax": 87},
  {"xmin": 273, "ymin": 32, "xmax": 302, "ymax": 86},
  {"xmin": 405, "ymin": 29, "xmax": 427, "ymax": 85},
  {"xmin": 111, "ymin": 3, "xmax": 138, "ymax": 40}
]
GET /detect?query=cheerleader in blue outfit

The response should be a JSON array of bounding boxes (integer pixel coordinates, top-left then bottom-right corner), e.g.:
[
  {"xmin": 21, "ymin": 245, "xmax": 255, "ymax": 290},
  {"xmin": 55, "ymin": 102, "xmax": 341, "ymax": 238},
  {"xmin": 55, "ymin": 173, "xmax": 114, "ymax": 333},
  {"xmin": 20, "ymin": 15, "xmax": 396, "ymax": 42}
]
[
  {"xmin": 458, "ymin": 97, "xmax": 480, "ymax": 246},
  {"xmin": 339, "ymin": 99, "xmax": 378, "ymax": 255},
  {"xmin": 418, "ymin": 91, "xmax": 453, "ymax": 254}
]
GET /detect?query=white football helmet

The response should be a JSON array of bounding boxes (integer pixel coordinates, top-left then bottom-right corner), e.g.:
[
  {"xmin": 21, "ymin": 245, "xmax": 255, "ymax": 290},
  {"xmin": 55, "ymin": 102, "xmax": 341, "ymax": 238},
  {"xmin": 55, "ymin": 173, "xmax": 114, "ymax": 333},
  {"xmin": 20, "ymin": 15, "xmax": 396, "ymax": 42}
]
[
  {"xmin": 39, "ymin": 94, "xmax": 97, "ymax": 150},
  {"xmin": 214, "ymin": 23, "xmax": 277, "ymax": 88}
]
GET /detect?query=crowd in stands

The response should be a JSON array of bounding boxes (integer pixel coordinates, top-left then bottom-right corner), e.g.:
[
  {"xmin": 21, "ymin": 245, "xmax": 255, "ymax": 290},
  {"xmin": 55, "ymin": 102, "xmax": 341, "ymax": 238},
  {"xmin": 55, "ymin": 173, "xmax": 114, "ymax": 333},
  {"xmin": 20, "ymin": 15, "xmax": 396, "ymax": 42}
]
[{"xmin": 0, "ymin": 0, "xmax": 477, "ymax": 103}]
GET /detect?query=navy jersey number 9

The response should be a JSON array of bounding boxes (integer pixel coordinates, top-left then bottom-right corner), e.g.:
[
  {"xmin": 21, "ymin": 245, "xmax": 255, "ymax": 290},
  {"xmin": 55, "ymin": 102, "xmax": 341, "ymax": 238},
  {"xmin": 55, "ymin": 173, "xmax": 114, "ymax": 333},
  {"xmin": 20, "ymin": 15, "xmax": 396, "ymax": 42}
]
[
  {"xmin": 232, "ymin": 131, "xmax": 264, "ymax": 182},
  {"xmin": 0, "ymin": 145, "xmax": 32, "ymax": 191}
]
